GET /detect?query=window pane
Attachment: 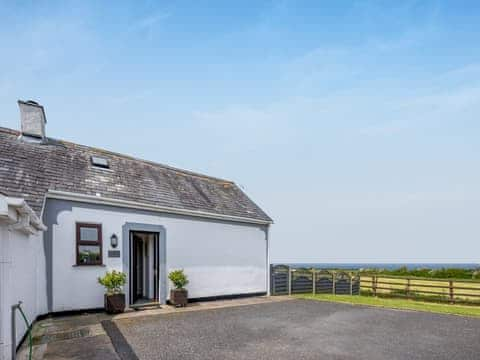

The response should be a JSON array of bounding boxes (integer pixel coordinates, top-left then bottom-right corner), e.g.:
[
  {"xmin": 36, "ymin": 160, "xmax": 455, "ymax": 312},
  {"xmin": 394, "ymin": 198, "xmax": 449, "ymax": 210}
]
[
  {"xmin": 78, "ymin": 245, "xmax": 101, "ymax": 264},
  {"xmin": 80, "ymin": 227, "xmax": 98, "ymax": 242}
]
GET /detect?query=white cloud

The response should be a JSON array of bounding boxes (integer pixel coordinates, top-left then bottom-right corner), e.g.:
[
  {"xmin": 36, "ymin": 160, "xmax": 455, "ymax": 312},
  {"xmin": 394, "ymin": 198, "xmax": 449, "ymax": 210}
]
[{"xmin": 129, "ymin": 12, "xmax": 171, "ymax": 36}]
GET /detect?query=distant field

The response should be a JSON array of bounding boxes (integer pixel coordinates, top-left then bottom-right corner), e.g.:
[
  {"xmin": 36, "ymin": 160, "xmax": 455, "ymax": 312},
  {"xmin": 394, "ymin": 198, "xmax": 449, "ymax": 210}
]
[{"xmin": 359, "ymin": 266, "xmax": 480, "ymax": 280}]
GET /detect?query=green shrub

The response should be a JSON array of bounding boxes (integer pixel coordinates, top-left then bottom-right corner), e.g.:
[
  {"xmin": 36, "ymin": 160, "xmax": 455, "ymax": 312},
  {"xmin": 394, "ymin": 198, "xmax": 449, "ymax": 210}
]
[
  {"xmin": 169, "ymin": 269, "xmax": 189, "ymax": 289},
  {"xmin": 98, "ymin": 270, "xmax": 127, "ymax": 294}
]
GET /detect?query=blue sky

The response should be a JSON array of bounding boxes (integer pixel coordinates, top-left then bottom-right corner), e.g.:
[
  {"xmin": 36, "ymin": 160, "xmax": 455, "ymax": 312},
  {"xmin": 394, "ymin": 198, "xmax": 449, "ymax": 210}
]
[{"xmin": 1, "ymin": 1, "xmax": 480, "ymax": 263}]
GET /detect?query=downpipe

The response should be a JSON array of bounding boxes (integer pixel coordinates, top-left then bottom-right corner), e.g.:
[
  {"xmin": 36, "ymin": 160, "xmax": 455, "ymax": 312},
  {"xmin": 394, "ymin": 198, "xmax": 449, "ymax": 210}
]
[{"xmin": 11, "ymin": 302, "xmax": 32, "ymax": 360}]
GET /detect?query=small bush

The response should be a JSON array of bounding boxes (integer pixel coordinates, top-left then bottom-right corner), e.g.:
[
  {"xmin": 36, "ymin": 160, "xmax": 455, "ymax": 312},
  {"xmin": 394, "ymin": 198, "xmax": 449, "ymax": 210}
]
[
  {"xmin": 98, "ymin": 270, "xmax": 127, "ymax": 294},
  {"xmin": 169, "ymin": 269, "xmax": 189, "ymax": 289}
]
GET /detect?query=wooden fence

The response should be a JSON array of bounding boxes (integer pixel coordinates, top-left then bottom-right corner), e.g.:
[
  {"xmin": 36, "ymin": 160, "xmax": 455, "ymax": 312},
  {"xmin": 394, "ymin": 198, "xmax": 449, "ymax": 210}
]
[
  {"xmin": 360, "ymin": 274, "xmax": 480, "ymax": 304},
  {"xmin": 270, "ymin": 266, "xmax": 480, "ymax": 304},
  {"xmin": 270, "ymin": 265, "xmax": 360, "ymax": 296}
]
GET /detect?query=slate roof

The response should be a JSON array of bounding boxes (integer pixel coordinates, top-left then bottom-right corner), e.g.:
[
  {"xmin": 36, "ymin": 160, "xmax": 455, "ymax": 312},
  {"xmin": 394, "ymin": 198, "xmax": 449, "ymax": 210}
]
[{"xmin": 0, "ymin": 127, "xmax": 272, "ymax": 223}]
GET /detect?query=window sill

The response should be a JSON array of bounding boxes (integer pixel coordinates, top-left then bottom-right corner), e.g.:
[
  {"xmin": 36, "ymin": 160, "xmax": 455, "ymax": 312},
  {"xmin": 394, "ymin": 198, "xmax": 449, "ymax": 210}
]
[{"xmin": 72, "ymin": 264, "xmax": 106, "ymax": 267}]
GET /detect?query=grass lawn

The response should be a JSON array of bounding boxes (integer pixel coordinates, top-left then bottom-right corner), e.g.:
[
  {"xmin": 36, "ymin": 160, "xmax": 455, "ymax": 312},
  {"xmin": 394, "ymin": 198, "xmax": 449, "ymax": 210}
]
[{"xmin": 296, "ymin": 294, "xmax": 480, "ymax": 318}]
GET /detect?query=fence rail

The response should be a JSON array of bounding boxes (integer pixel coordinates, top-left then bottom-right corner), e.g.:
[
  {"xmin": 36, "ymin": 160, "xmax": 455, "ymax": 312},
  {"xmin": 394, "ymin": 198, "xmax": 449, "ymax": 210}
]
[
  {"xmin": 360, "ymin": 274, "xmax": 480, "ymax": 304},
  {"xmin": 270, "ymin": 265, "xmax": 360, "ymax": 296}
]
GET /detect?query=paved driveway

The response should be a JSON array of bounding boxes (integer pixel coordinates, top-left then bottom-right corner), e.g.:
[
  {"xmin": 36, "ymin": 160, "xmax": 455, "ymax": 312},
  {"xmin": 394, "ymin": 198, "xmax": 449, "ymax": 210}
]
[{"xmin": 107, "ymin": 299, "xmax": 480, "ymax": 360}]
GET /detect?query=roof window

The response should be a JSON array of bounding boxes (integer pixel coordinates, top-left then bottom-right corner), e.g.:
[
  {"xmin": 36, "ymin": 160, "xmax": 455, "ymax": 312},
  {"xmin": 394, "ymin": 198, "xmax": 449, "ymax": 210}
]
[{"xmin": 91, "ymin": 156, "xmax": 110, "ymax": 169}]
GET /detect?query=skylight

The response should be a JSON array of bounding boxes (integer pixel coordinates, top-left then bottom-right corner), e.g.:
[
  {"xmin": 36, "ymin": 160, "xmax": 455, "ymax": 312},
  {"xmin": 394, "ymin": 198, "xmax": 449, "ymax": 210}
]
[{"xmin": 91, "ymin": 156, "xmax": 110, "ymax": 169}]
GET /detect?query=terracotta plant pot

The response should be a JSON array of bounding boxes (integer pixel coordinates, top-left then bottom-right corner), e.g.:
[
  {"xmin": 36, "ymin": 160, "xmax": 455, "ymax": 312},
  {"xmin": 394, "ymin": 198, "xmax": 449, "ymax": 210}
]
[
  {"xmin": 104, "ymin": 293, "xmax": 125, "ymax": 314},
  {"xmin": 170, "ymin": 289, "xmax": 188, "ymax": 307}
]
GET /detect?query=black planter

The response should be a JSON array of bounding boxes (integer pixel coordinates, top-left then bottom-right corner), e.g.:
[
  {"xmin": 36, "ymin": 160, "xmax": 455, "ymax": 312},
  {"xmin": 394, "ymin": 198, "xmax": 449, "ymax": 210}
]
[
  {"xmin": 170, "ymin": 289, "xmax": 188, "ymax": 307},
  {"xmin": 104, "ymin": 293, "xmax": 126, "ymax": 314}
]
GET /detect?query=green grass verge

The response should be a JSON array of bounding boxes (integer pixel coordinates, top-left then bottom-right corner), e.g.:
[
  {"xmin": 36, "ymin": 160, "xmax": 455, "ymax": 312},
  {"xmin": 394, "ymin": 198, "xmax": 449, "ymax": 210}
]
[{"xmin": 296, "ymin": 294, "xmax": 480, "ymax": 318}]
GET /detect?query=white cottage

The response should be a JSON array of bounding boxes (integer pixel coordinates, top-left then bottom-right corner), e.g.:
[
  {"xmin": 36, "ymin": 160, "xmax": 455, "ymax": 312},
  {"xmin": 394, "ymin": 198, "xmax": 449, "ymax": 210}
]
[{"xmin": 0, "ymin": 100, "xmax": 272, "ymax": 359}]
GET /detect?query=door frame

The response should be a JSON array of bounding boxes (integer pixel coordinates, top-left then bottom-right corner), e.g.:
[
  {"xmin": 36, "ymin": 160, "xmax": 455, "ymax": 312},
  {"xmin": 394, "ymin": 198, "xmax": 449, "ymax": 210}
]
[{"xmin": 122, "ymin": 223, "xmax": 167, "ymax": 306}]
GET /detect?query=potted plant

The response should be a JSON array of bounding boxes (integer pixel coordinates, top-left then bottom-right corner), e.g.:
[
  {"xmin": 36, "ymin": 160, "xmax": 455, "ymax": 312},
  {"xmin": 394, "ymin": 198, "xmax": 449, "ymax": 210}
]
[
  {"xmin": 98, "ymin": 270, "xmax": 127, "ymax": 313},
  {"xmin": 169, "ymin": 269, "xmax": 189, "ymax": 307}
]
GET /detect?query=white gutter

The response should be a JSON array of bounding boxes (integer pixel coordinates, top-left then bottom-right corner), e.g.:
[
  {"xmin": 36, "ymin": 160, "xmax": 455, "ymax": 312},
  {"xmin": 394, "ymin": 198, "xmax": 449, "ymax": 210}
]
[
  {"xmin": 46, "ymin": 190, "xmax": 273, "ymax": 225},
  {"xmin": 0, "ymin": 195, "xmax": 47, "ymax": 234}
]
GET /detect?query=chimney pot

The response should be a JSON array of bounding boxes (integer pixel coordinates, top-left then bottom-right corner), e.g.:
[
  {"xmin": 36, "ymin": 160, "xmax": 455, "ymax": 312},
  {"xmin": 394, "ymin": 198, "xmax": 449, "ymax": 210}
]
[{"xmin": 18, "ymin": 100, "xmax": 47, "ymax": 139}]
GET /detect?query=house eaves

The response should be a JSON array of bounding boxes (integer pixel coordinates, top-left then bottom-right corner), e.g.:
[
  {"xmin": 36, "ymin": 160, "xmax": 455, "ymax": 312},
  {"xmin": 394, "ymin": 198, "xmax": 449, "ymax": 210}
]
[{"xmin": 46, "ymin": 190, "xmax": 273, "ymax": 226}]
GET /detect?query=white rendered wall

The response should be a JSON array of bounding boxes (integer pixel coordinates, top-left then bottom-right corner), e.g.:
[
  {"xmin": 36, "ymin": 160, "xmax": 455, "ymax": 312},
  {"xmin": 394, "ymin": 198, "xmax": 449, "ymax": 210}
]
[
  {"xmin": 0, "ymin": 225, "xmax": 47, "ymax": 360},
  {"xmin": 49, "ymin": 200, "xmax": 268, "ymax": 312}
]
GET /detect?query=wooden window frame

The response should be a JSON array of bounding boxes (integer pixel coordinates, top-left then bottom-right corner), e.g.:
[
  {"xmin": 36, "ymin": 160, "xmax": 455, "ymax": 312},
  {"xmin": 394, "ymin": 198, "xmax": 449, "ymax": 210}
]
[{"xmin": 76, "ymin": 223, "xmax": 103, "ymax": 266}]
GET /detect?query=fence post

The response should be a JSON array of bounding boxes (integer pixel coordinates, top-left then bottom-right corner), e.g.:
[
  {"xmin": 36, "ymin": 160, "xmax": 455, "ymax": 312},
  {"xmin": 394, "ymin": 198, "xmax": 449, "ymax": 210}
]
[
  {"xmin": 288, "ymin": 267, "xmax": 292, "ymax": 296},
  {"xmin": 406, "ymin": 278, "xmax": 411, "ymax": 299},
  {"xmin": 449, "ymin": 280, "xmax": 454, "ymax": 304},
  {"xmin": 270, "ymin": 264, "xmax": 275, "ymax": 296},
  {"xmin": 372, "ymin": 276, "xmax": 377, "ymax": 297},
  {"xmin": 350, "ymin": 274, "xmax": 353, "ymax": 295},
  {"xmin": 332, "ymin": 272, "xmax": 336, "ymax": 295},
  {"xmin": 312, "ymin": 268, "xmax": 316, "ymax": 295}
]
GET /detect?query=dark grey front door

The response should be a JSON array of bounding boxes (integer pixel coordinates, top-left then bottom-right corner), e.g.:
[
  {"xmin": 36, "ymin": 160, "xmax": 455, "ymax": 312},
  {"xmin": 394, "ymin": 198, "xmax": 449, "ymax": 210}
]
[
  {"xmin": 130, "ymin": 233, "xmax": 143, "ymax": 304},
  {"xmin": 129, "ymin": 231, "xmax": 160, "ymax": 305}
]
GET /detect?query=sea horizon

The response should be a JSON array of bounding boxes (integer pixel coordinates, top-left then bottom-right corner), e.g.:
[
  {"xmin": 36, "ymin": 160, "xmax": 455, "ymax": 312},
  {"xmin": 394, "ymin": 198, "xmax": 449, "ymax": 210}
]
[{"xmin": 273, "ymin": 263, "xmax": 480, "ymax": 270}]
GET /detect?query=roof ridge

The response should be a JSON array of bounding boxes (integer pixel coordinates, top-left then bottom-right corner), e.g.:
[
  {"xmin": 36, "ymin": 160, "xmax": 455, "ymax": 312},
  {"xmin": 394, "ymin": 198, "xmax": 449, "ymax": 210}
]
[{"xmin": 0, "ymin": 126, "xmax": 233, "ymax": 184}]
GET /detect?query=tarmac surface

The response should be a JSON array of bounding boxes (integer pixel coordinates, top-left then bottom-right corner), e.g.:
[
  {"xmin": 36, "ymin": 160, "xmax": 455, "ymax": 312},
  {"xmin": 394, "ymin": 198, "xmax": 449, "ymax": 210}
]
[{"xmin": 110, "ymin": 299, "xmax": 480, "ymax": 360}]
